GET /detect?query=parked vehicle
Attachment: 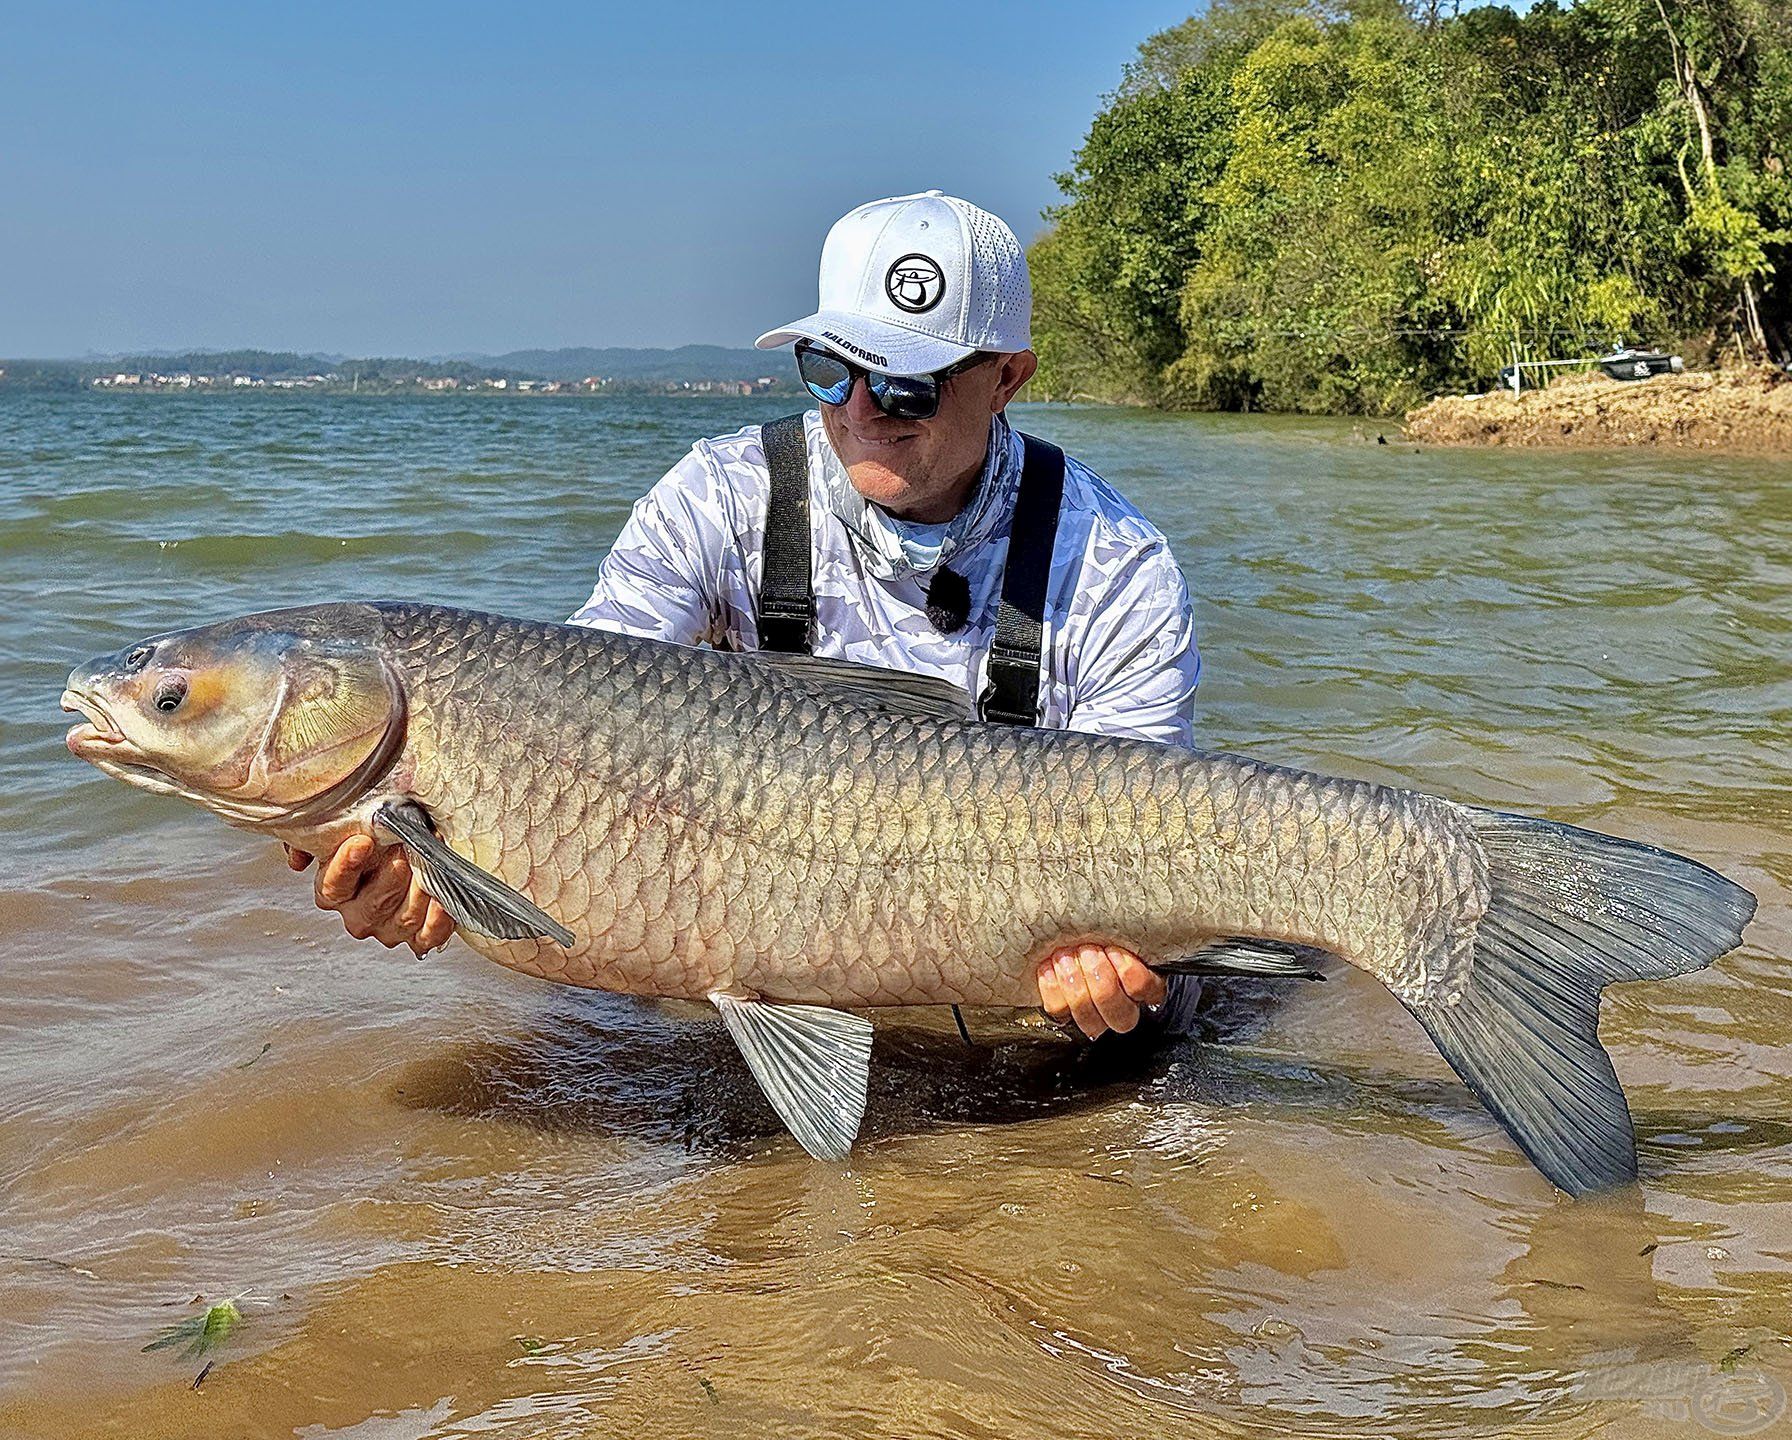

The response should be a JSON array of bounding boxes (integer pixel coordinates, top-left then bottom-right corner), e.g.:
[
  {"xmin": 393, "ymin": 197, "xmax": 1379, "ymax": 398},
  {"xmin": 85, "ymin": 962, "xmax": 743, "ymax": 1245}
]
[{"xmin": 1595, "ymin": 345, "xmax": 1684, "ymax": 382}]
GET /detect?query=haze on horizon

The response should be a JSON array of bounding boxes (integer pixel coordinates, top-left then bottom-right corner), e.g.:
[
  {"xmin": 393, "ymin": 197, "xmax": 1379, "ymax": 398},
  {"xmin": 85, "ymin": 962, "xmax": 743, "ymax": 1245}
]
[{"xmin": 1, "ymin": 0, "xmax": 1196, "ymax": 359}]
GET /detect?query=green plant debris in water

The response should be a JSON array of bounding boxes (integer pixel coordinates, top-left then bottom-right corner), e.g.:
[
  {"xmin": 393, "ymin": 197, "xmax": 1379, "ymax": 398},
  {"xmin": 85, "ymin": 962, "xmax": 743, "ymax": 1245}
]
[{"xmin": 143, "ymin": 1299, "xmax": 242, "ymax": 1360}]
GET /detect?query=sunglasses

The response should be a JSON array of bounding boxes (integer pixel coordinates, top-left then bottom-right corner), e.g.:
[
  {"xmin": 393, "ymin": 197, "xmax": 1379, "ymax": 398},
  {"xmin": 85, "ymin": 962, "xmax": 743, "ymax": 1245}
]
[{"xmin": 794, "ymin": 340, "xmax": 991, "ymax": 421}]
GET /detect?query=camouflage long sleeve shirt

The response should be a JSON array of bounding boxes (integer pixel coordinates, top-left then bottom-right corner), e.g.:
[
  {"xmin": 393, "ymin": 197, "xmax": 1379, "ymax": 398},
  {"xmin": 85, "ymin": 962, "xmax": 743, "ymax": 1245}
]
[{"xmin": 570, "ymin": 410, "xmax": 1200, "ymax": 745}]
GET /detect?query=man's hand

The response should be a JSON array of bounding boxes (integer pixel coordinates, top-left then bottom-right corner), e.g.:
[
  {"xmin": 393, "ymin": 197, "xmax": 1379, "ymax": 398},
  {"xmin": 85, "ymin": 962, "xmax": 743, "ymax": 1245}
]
[
  {"xmin": 284, "ymin": 837, "xmax": 456, "ymax": 955},
  {"xmin": 1035, "ymin": 943, "xmax": 1167, "ymax": 1039}
]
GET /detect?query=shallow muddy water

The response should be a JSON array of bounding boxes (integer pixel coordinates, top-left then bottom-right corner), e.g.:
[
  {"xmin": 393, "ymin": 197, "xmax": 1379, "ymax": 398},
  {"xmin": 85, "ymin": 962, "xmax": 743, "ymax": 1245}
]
[{"xmin": 1, "ymin": 393, "xmax": 1788, "ymax": 1438}]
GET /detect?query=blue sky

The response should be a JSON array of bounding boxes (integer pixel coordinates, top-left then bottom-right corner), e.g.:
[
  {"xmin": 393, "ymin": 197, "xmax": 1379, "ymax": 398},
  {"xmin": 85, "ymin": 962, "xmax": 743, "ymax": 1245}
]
[{"xmin": 0, "ymin": 1, "xmax": 1207, "ymax": 357}]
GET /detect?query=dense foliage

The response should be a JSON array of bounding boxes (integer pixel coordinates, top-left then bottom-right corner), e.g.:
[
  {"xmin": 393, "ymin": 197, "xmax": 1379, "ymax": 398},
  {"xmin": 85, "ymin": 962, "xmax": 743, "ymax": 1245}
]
[{"xmin": 1031, "ymin": 0, "xmax": 1791, "ymax": 412}]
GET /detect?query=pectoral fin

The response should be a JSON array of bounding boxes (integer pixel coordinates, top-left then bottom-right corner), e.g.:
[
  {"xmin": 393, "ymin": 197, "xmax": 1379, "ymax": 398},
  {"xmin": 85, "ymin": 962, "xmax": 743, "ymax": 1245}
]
[
  {"xmin": 373, "ymin": 799, "xmax": 574, "ymax": 947},
  {"xmin": 710, "ymin": 993, "xmax": 872, "ymax": 1161}
]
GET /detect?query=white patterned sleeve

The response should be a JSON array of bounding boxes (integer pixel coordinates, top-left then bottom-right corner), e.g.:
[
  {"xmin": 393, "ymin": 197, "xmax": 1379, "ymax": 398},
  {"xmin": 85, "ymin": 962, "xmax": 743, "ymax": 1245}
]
[
  {"xmin": 1062, "ymin": 537, "xmax": 1201, "ymax": 747},
  {"xmin": 568, "ymin": 443, "xmax": 736, "ymax": 645}
]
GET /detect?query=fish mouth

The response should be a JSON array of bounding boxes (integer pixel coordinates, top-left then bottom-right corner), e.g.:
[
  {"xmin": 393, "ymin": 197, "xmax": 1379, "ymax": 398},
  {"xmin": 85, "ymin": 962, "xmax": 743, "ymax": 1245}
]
[
  {"xmin": 60, "ymin": 684, "xmax": 296, "ymax": 825},
  {"xmin": 60, "ymin": 687, "xmax": 172, "ymax": 790},
  {"xmin": 62, "ymin": 687, "xmax": 129, "ymax": 750}
]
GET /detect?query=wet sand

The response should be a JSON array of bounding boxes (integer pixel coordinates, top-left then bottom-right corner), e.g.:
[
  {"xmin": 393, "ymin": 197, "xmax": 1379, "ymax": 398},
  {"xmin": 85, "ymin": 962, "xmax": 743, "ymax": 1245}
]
[{"xmin": 2, "ymin": 394, "xmax": 1789, "ymax": 1438}]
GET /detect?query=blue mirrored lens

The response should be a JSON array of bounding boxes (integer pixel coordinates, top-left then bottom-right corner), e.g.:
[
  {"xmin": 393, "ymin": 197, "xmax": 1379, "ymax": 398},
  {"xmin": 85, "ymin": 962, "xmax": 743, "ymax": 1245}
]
[
  {"xmin": 796, "ymin": 348, "xmax": 854, "ymax": 406},
  {"xmin": 804, "ymin": 377, "xmax": 852, "ymax": 406},
  {"xmin": 795, "ymin": 343, "xmax": 945, "ymax": 419}
]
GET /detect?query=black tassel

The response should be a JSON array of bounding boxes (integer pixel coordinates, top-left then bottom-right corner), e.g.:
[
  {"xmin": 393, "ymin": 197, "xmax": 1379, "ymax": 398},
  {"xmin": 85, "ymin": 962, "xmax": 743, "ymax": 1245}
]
[{"xmin": 925, "ymin": 566, "xmax": 971, "ymax": 634}]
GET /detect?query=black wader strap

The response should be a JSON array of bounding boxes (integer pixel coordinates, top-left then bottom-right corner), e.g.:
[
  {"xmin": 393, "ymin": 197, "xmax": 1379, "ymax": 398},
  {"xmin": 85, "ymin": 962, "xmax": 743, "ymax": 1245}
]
[
  {"xmin": 758, "ymin": 413, "xmax": 813, "ymax": 654},
  {"xmin": 982, "ymin": 433, "xmax": 1066, "ymax": 726}
]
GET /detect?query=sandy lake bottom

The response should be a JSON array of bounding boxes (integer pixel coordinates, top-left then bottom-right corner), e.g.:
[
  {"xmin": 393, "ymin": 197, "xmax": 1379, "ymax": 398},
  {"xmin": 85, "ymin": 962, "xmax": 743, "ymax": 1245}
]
[{"xmin": 2, "ymin": 393, "xmax": 1789, "ymax": 1439}]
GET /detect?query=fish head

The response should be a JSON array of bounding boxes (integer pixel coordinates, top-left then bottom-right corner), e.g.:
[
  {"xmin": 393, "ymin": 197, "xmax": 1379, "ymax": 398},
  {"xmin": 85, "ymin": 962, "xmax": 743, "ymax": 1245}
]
[{"xmin": 63, "ymin": 611, "xmax": 404, "ymax": 827}]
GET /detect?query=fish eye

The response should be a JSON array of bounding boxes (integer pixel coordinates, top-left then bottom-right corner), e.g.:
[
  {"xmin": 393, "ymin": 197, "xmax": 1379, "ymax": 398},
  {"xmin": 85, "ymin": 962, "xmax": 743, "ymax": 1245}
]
[
  {"xmin": 153, "ymin": 676, "xmax": 188, "ymax": 713},
  {"xmin": 125, "ymin": 645, "xmax": 153, "ymax": 671}
]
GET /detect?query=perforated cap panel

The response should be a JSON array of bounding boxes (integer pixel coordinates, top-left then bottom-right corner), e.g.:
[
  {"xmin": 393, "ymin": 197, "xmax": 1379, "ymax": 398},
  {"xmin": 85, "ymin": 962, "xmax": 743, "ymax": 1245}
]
[{"xmin": 958, "ymin": 199, "xmax": 1032, "ymax": 350}]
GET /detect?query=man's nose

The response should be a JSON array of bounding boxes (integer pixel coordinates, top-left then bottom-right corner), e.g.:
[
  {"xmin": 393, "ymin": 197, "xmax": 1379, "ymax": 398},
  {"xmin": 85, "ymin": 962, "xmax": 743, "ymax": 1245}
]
[{"xmin": 844, "ymin": 371, "xmax": 887, "ymax": 424}]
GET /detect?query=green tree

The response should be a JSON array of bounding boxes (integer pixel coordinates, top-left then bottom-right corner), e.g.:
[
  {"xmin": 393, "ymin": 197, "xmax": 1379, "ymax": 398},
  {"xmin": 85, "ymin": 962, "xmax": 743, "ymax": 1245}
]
[
  {"xmin": 1166, "ymin": 16, "xmax": 1463, "ymax": 411},
  {"xmin": 1031, "ymin": 56, "xmax": 1244, "ymax": 400},
  {"xmin": 1030, "ymin": 0, "xmax": 1792, "ymax": 413}
]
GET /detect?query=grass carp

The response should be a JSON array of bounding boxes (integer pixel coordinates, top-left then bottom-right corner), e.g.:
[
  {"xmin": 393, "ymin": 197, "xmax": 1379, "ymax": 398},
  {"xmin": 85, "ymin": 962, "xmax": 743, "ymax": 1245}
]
[{"xmin": 62, "ymin": 602, "xmax": 1756, "ymax": 1193}]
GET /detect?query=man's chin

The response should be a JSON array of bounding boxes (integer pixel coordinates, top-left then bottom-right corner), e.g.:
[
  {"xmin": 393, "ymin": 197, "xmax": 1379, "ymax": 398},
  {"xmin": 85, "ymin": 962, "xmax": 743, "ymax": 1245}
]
[
  {"xmin": 820, "ymin": 415, "xmax": 937, "ymax": 512},
  {"xmin": 843, "ymin": 455, "xmax": 927, "ymax": 512}
]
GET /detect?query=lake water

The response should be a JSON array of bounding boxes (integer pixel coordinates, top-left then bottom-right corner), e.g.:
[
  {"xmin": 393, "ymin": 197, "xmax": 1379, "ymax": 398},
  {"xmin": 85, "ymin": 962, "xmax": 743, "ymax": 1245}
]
[{"xmin": 1, "ymin": 392, "xmax": 1789, "ymax": 1439}]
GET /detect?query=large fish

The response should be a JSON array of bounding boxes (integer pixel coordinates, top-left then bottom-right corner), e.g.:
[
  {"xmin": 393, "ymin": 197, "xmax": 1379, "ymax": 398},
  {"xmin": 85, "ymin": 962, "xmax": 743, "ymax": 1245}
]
[{"xmin": 63, "ymin": 603, "xmax": 1755, "ymax": 1192}]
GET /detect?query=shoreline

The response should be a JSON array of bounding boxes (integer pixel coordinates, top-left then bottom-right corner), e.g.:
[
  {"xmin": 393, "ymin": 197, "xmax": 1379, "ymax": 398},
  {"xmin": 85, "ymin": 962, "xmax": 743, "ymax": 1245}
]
[
  {"xmin": 1402, "ymin": 366, "xmax": 1792, "ymax": 453},
  {"xmin": 0, "ymin": 384, "xmax": 806, "ymax": 400}
]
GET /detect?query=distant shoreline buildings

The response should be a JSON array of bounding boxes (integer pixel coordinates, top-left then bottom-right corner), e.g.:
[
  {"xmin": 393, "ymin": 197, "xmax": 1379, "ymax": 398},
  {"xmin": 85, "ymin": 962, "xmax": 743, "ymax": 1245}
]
[
  {"xmin": 86, "ymin": 371, "xmax": 785, "ymax": 396},
  {"xmin": 0, "ymin": 348, "xmax": 802, "ymax": 396}
]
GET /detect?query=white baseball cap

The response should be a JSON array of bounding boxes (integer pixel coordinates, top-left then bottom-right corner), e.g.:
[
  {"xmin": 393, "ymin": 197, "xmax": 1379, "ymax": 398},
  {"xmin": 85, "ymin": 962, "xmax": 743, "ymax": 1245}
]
[{"xmin": 755, "ymin": 190, "xmax": 1032, "ymax": 377}]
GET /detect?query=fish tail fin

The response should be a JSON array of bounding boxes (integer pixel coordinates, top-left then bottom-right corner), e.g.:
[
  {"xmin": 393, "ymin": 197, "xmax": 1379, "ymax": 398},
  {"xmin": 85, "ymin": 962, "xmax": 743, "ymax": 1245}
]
[{"xmin": 1405, "ymin": 809, "xmax": 1755, "ymax": 1195}]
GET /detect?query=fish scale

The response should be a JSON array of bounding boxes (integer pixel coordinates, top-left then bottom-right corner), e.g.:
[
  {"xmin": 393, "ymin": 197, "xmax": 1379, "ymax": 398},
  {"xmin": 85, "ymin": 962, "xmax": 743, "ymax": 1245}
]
[
  {"xmin": 373, "ymin": 603, "xmax": 1469, "ymax": 1009},
  {"xmin": 64, "ymin": 600, "xmax": 1756, "ymax": 1191}
]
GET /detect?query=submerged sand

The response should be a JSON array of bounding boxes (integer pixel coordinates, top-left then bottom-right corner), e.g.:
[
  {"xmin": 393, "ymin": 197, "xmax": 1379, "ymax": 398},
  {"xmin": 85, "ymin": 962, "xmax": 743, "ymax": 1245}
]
[
  {"xmin": 7, "ymin": 396, "xmax": 1792, "ymax": 1440},
  {"xmin": 1404, "ymin": 366, "xmax": 1792, "ymax": 452}
]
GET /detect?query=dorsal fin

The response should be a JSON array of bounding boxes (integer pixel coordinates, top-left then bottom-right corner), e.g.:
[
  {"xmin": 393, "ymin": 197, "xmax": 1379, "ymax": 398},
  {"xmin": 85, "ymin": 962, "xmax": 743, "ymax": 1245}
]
[{"xmin": 754, "ymin": 651, "xmax": 977, "ymax": 723}]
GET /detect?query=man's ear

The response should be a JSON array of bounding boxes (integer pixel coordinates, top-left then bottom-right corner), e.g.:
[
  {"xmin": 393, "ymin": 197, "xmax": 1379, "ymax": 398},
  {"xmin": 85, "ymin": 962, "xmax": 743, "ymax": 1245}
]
[{"xmin": 990, "ymin": 350, "xmax": 1039, "ymax": 412}]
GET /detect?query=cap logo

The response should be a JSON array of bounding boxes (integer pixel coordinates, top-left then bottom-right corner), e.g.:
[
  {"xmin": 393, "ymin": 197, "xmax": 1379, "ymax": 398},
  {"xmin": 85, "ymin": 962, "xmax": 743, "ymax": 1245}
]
[
  {"xmin": 819, "ymin": 331, "xmax": 888, "ymax": 368},
  {"xmin": 885, "ymin": 254, "xmax": 945, "ymax": 314}
]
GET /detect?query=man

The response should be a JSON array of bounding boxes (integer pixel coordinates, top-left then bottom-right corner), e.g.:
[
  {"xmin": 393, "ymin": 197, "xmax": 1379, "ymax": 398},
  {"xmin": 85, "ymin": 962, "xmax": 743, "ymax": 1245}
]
[{"xmin": 289, "ymin": 190, "xmax": 1199, "ymax": 1040}]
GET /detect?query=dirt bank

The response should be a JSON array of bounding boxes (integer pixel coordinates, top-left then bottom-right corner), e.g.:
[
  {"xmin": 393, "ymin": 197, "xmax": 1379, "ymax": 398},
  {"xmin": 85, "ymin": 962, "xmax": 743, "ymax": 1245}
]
[{"xmin": 1403, "ymin": 365, "xmax": 1792, "ymax": 452}]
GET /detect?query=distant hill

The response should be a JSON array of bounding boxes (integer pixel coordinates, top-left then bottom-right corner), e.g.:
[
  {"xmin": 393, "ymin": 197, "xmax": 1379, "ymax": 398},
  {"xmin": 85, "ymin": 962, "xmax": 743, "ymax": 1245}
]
[
  {"xmin": 0, "ymin": 344, "xmax": 799, "ymax": 392},
  {"xmin": 470, "ymin": 345, "xmax": 786, "ymax": 383},
  {"xmin": 114, "ymin": 349, "xmax": 515, "ymax": 380},
  {"xmin": 1, "ymin": 350, "xmax": 501, "ymax": 383}
]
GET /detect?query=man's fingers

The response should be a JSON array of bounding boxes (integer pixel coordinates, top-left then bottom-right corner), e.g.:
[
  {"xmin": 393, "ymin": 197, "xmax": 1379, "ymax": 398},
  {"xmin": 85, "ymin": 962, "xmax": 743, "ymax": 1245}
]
[
  {"xmin": 303, "ymin": 834, "xmax": 453, "ymax": 953},
  {"xmin": 1081, "ymin": 943, "xmax": 1141, "ymax": 1035},
  {"xmin": 1035, "ymin": 944, "xmax": 1164, "ymax": 1039},
  {"xmin": 315, "ymin": 835, "xmax": 379, "ymax": 909},
  {"xmin": 373, "ymin": 874, "xmax": 431, "ymax": 950},
  {"xmin": 1053, "ymin": 951, "xmax": 1105, "ymax": 1039},
  {"xmin": 1110, "ymin": 947, "xmax": 1169, "ymax": 1008},
  {"xmin": 393, "ymin": 874, "xmax": 431, "ymax": 938},
  {"xmin": 284, "ymin": 844, "xmax": 315, "ymax": 872},
  {"xmin": 344, "ymin": 852, "xmax": 413, "ymax": 942},
  {"xmin": 412, "ymin": 901, "xmax": 456, "ymax": 955},
  {"xmin": 1036, "ymin": 953, "xmax": 1071, "ymax": 1023}
]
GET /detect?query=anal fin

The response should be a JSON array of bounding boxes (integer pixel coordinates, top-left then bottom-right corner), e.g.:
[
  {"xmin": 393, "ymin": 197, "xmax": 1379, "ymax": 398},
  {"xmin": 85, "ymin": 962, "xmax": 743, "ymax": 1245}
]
[
  {"xmin": 710, "ymin": 993, "xmax": 872, "ymax": 1161},
  {"xmin": 1158, "ymin": 937, "xmax": 1330, "ymax": 981},
  {"xmin": 373, "ymin": 799, "xmax": 574, "ymax": 947}
]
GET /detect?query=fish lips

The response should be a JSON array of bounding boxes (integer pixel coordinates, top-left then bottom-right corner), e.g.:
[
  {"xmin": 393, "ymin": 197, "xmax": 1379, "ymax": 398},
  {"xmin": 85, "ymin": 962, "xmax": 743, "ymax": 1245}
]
[
  {"xmin": 61, "ymin": 686, "xmax": 153, "ymax": 771},
  {"xmin": 62, "ymin": 685, "xmax": 123, "ymax": 742},
  {"xmin": 61, "ymin": 690, "xmax": 193, "ymax": 803}
]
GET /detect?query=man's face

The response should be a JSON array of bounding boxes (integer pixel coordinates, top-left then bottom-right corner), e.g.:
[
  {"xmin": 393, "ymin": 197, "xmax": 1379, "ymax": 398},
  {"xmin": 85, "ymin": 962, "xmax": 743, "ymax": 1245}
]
[{"xmin": 818, "ymin": 349, "xmax": 1039, "ymax": 524}]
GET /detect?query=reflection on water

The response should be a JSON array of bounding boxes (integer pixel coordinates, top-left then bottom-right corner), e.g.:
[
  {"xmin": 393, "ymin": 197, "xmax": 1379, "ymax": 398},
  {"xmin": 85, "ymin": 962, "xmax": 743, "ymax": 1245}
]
[{"xmin": 0, "ymin": 393, "xmax": 1788, "ymax": 1438}]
